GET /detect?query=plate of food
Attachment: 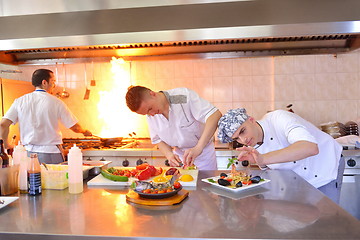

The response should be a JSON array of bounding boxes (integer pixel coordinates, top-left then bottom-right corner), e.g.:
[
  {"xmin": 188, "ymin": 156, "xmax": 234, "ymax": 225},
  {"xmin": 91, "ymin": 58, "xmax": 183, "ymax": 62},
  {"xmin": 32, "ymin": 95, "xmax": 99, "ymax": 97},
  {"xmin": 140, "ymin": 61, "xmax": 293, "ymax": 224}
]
[
  {"xmin": 0, "ymin": 197, "xmax": 19, "ymax": 209},
  {"xmin": 131, "ymin": 180, "xmax": 183, "ymax": 199},
  {"xmin": 87, "ymin": 164, "xmax": 198, "ymax": 187},
  {"xmin": 202, "ymin": 165, "xmax": 270, "ymax": 192}
]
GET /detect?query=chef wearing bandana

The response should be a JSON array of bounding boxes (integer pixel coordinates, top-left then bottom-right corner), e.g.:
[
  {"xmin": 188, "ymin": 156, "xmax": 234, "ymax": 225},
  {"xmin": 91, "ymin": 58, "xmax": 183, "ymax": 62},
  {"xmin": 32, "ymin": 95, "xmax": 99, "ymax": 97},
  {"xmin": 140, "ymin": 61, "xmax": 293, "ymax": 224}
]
[{"xmin": 218, "ymin": 108, "xmax": 344, "ymax": 203}]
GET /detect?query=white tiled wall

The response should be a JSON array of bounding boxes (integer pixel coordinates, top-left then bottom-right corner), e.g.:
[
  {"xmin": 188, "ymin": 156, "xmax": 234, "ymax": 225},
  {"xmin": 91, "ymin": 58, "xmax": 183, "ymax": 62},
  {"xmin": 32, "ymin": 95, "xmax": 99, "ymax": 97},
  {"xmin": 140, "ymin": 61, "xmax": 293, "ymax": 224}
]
[{"xmin": 2, "ymin": 48, "xmax": 359, "ymax": 138}]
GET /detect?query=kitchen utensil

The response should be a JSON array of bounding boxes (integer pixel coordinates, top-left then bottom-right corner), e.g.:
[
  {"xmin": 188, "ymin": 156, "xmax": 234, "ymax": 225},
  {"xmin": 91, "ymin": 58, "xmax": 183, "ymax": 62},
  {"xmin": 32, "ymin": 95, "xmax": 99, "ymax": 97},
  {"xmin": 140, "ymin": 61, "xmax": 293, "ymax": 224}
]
[
  {"xmin": 83, "ymin": 63, "xmax": 90, "ymax": 100},
  {"xmin": 56, "ymin": 63, "xmax": 70, "ymax": 99},
  {"xmin": 90, "ymin": 61, "xmax": 96, "ymax": 86},
  {"xmin": 42, "ymin": 162, "xmax": 48, "ymax": 171},
  {"xmin": 61, "ymin": 63, "xmax": 70, "ymax": 98}
]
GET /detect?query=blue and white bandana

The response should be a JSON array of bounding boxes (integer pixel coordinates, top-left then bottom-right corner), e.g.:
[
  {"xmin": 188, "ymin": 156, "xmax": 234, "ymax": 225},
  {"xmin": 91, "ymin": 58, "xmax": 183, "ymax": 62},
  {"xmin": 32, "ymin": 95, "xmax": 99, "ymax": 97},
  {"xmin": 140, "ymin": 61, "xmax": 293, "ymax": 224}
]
[{"xmin": 217, "ymin": 108, "xmax": 249, "ymax": 143}]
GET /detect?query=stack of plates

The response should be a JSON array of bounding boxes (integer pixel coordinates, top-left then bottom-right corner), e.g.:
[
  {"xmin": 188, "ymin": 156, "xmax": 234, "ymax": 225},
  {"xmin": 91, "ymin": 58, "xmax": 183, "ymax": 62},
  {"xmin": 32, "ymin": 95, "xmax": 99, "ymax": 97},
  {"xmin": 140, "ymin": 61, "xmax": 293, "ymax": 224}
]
[
  {"xmin": 320, "ymin": 121, "xmax": 346, "ymax": 138},
  {"xmin": 345, "ymin": 121, "xmax": 359, "ymax": 136}
]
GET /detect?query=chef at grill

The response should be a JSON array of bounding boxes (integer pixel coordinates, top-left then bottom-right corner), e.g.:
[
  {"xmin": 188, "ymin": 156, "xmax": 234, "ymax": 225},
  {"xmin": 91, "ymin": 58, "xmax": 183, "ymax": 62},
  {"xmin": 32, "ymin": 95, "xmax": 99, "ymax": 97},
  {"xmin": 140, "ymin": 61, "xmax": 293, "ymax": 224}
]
[
  {"xmin": 0, "ymin": 69, "xmax": 92, "ymax": 164},
  {"xmin": 126, "ymin": 86, "xmax": 221, "ymax": 170}
]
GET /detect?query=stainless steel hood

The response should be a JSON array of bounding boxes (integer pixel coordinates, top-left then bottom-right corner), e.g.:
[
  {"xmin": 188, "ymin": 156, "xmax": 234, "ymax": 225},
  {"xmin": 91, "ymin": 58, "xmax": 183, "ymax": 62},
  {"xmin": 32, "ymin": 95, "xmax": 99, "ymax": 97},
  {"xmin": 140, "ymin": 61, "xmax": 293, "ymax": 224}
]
[{"xmin": 1, "ymin": 0, "xmax": 360, "ymax": 64}]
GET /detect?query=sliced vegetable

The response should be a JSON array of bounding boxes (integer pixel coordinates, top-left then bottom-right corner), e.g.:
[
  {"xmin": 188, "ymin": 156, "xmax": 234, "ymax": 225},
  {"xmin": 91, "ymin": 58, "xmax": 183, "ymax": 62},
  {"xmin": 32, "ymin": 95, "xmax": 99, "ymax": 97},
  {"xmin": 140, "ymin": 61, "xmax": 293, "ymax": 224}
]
[
  {"xmin": 136, "ymin": 167, "xmax": 152, "ymax": 180},
  {"xmin": 165, "ymin": 167, "xmax": 180, "ymax": 176},
  {"xmin": 101, "ymin": 169, "xmax": 129, "ymax": 182},
  {"xmin": 136, "ymin": 163, "xmax": 149, "ymax": 170}
]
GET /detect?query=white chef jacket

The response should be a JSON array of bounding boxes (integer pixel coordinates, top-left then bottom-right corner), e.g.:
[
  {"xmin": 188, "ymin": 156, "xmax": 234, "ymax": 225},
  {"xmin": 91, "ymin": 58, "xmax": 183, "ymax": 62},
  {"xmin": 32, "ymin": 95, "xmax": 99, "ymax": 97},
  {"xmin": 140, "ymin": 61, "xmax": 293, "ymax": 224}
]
[
  {"xmin": 257, "ymin": 110, "xmax": 342, "ymax": 188},
  {"xmin": 3, "ymin": 90, "xmax": 78, "ymax": 153},
  {"xmin": 147, "ymin": 88, "xmax": 218, "ymax": 170}
]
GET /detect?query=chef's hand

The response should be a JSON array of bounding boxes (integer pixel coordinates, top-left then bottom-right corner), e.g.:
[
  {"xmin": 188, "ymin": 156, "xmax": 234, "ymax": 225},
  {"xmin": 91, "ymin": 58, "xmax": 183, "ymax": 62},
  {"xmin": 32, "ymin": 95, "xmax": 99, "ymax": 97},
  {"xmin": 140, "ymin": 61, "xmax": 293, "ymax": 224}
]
[
  {"xmin": 82, "ymin": 130, "xmax": 92, "ymax": 137},
  {"xmin": 183, "ymin": 146, "xmax": 202, "ymax": 168},
  {"xmin": 236, "ymin": 146, "xmax": 265, "ymax": 166},
  {"xmin": 166, "ymin": 153, "xmax": 183, "ymax": 167}
]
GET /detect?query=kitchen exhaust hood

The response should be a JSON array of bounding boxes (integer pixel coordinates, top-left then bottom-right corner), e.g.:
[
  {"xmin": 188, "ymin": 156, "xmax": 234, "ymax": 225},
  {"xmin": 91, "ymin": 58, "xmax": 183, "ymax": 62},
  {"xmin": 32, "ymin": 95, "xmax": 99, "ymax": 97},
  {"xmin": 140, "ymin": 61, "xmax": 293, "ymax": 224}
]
[{"xmin": 1, "ymin": 0, "xmax": 360, "ymax": 65}]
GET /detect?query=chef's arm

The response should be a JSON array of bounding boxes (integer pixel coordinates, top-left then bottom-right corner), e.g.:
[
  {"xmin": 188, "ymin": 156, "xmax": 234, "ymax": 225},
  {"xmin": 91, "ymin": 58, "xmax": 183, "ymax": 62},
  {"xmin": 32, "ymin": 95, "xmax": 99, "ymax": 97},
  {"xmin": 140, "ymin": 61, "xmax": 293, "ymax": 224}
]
[
  {"xmin": 70, "ymin": 123, "xmax": 92, "ymax": 136},
  {"xmin": 195, "ymin": 110, "xmax": 222, "ymax": 150},
  {"xmin": 262, "ymin": 141, "xmax": 319, "ymax": 165},
  {"xmin": 183, "ymin": 110, "xmax": 222, "ymax": 166},
  {"xmin": 0, "ymin": 118, "xmax": 13, "ymax": 149},
  {"xmin": 241, "ymin": 141, "xmax": 319, "ymax": 167},
  {"xmin": 157, "ymin": 141, "xmax": 182, "ymax": 166}
]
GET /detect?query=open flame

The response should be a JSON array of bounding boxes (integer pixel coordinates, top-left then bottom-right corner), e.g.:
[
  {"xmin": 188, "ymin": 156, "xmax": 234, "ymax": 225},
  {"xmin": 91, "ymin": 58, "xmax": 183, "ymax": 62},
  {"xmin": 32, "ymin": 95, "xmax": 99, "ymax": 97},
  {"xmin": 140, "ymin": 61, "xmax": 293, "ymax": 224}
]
[{"xmin": 96, "ymin": 57, "xmax": 148, "ymax": 138}]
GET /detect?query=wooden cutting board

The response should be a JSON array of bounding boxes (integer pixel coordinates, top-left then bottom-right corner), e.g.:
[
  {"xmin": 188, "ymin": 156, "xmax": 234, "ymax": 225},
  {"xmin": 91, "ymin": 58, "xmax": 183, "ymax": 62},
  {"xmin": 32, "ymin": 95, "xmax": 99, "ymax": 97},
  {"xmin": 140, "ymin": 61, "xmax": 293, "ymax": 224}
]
[{"xmin": 126, "ymin": 190, "xmax": 189, "ymax": 206}]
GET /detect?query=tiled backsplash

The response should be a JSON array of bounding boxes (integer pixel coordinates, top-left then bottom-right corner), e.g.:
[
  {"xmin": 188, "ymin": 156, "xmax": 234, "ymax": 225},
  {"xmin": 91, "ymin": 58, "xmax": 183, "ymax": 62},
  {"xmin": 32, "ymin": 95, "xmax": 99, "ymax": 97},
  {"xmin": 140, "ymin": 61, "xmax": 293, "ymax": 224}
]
[{"xmin": 1, "ymin": 48, "xmax": 359, "ymax": 138}]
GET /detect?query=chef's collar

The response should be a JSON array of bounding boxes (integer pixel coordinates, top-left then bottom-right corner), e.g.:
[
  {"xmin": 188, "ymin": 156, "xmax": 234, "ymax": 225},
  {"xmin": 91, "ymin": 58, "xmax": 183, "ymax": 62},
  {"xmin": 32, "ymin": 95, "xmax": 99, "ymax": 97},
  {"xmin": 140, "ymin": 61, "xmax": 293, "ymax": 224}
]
[
  {"xmin": 256, "ymin": 119, "xmax": 269, "ymax": 149},
  {"xmin": 35, "ymin": 89, "xmax": 46, "ymax": 92},
  {"xmin": 160, "ymin": 91, "xmax": 172, "ymax": 112}
]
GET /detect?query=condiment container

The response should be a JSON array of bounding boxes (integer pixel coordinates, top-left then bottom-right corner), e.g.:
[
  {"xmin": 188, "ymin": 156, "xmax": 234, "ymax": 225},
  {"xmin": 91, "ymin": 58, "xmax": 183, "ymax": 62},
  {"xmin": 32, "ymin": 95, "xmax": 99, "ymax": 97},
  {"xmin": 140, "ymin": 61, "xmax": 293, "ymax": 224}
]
[
  {"xmin": 41, "ymin": 164, "xmax": 68, "ymax": 190},
  {"xmin": 0, "ymin": 164, "xmax": 19, "ymax": 195},
  {"xmin": 68, "ymin": 144, "xmax": 83, "ymax": 194},
  {"xmin": 28, "ymin": 153, "xmax": 41, "ymax": 195},
  {"xmin": 13, "ymin": 142, "xmax": 28, "ymax": 193}
]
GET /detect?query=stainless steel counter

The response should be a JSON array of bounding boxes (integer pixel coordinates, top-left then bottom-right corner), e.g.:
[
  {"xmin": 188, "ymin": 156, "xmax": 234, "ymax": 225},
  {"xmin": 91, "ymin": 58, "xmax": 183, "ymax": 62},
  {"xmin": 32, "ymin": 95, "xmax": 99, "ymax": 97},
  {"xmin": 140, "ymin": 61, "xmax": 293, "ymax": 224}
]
[{"xmin": 1, "ymin": 170, "xmax": 359, "ymax": 240}]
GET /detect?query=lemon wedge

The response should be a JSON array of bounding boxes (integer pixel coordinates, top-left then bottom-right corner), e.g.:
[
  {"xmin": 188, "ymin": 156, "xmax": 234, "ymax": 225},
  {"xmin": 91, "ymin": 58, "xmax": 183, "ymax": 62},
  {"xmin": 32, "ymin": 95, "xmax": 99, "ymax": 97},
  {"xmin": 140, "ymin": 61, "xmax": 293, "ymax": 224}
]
[
  {"xmin": 179, "ymin": 174, "xmax": 194, "ymax": 182},
  {"xmin": 153, "ymin": 176, "xmax": 168, "ymax": 183}
]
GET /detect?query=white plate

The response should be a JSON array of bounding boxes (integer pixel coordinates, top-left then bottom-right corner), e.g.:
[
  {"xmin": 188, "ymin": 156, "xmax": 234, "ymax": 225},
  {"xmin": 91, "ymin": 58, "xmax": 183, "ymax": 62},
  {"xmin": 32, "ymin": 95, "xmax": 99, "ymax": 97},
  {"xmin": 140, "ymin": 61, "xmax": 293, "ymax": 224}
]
[
  {"xmin": 201, "ymin": 176, "xmax": 270, "ymax": 192},
  {"xmin": 0, "ymin": 197, "xmax": 19, "ymax": 209}
]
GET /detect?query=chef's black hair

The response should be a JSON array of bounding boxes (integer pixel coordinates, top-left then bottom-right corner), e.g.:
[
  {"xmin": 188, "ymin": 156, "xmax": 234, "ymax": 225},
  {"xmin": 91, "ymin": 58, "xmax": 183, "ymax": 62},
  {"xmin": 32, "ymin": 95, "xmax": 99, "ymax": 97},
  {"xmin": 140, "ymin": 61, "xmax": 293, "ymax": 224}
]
[{"xmin": 32, "ymin": 69, "xmax": 53, "ymax": 87}]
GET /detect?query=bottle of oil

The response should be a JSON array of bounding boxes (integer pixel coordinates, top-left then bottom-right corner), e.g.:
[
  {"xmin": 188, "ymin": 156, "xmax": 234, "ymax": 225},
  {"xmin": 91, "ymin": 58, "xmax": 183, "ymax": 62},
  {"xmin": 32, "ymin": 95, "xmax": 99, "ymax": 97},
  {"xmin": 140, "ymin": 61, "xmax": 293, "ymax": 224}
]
[
  {"xmin": 0, "ymin": 139, "xmax": 9, "ymax": 168},
  {"xmin": 68, "ymin": 144, "xmax": 83, "ymax": 194},
  {"xmin": 28, "ymin": 153, "xmax": 41, "ymax": 195}
]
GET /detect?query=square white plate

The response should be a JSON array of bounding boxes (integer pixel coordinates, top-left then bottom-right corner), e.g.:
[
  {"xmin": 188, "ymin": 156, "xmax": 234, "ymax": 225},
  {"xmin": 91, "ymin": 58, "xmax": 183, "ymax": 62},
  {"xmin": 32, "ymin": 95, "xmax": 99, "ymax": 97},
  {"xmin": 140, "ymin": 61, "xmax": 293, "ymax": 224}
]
[
  {"xmin": 0, "ymin": 197, "xmax": 19, "ymax": 209},
  {"xmin": 202, "ymin": 176, "xmax": 270, "ymax": 192}
]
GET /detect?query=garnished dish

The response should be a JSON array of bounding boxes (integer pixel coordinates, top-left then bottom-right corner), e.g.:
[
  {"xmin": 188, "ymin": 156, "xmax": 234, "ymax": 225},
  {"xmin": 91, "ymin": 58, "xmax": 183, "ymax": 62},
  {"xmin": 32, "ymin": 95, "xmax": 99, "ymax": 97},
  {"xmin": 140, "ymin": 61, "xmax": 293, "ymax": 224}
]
[
  {"xmin": 130, "ymin": 167, "xmax": 183, "ymax": 199},
  {"xmin": 88, "ymin": 164, "xmax": 198, "ymax": 187},
  {"xmin": 130, "ymin": 180, "xmax": 182, "ymax": 199},
  {"xmin": 202, "ymin": 163, "xmax": 270, "ymax": 192}
]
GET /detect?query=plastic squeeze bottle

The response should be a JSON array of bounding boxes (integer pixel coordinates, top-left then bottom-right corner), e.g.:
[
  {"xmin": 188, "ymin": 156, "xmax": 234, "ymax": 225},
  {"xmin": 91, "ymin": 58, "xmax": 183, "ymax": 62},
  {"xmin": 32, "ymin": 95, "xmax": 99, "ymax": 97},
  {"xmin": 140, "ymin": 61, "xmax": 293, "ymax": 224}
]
[
  {"xmin": 14, "ymin": 142, "xmax": 29, "ymax": 193},
  {"xmin": 68, "ymin": 144, "xmax": 83, "ymax": 194}
]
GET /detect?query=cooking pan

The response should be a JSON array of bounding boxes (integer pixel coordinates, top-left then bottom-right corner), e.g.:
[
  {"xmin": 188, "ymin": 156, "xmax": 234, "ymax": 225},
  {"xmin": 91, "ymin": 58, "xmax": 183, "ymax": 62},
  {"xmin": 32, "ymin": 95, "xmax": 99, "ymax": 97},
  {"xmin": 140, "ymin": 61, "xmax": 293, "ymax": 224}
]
[{"xmin": 93, "ymin": 135, "xmax": 123, "ymax": 146}]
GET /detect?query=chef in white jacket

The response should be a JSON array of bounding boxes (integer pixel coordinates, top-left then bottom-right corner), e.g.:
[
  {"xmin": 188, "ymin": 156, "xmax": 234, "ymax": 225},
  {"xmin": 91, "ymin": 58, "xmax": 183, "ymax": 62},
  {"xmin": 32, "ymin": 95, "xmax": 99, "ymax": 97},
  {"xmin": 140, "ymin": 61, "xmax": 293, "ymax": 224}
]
[
  {"xmin": 217, "ymin": 108, "xmax": 344, "ymax": 203},
  {"xmin": 126, "ymin": 86, "xmax": 221, "ymax": 170},
  {"xmin": 0, "ymin": 69, "xmax": 92, "ymax": 164}
]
